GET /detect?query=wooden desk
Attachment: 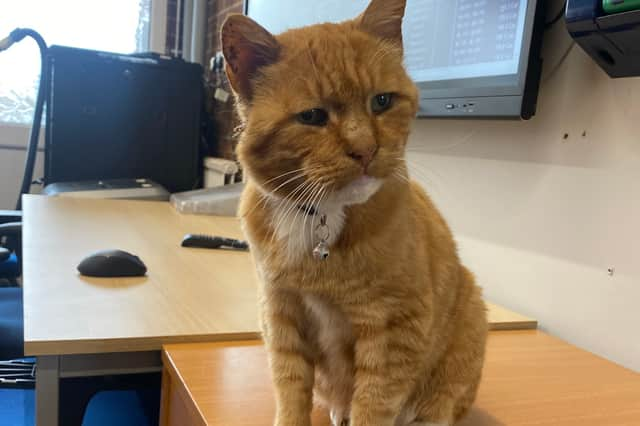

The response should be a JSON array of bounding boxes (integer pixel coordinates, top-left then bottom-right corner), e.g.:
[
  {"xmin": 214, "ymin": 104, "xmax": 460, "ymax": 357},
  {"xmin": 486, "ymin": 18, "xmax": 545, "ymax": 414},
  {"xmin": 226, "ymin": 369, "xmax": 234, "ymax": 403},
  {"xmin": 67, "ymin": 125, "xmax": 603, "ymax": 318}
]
[
  {"xmin": 22, "ymin": 195, "xmax": 533, "ymax": 356},
  {"xmin": 21, "ymin": 195, "xmax": 534, "ymax": 425},
  {"xmin": 22, "ymin": 195, "xmax": 260, "ymax": 356},
  {"xmin": 22, "ymin": 195, "xmax": 259, "ymax": 426},
  {"xmin": 485, "ymin": 302, "xmax": 536, "ymax": 331},
  {"xmin": 161, "ymin": 331, "xmax": 640, "ymax": 426}
]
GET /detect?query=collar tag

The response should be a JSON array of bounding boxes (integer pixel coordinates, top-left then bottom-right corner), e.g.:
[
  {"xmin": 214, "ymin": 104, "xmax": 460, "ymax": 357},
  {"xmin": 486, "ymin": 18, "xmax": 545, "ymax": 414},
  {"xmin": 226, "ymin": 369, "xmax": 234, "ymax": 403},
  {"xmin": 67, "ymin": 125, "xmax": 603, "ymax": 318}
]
[{"xmin": 312, "ymin": 214, "xmax": 330, "ymax": 260}]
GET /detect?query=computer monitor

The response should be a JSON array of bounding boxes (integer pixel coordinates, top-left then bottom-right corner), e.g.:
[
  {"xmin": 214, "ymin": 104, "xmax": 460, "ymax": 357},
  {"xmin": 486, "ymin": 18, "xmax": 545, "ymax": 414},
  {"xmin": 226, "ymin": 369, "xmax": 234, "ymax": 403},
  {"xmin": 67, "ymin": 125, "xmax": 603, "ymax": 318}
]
[
  {"xmin": 45, "ymin": 46, "xmax": 203, "ymax": 193},
  {"xmin": 245, "ymin": 0, "xmax": 545, "ymax": 119}
]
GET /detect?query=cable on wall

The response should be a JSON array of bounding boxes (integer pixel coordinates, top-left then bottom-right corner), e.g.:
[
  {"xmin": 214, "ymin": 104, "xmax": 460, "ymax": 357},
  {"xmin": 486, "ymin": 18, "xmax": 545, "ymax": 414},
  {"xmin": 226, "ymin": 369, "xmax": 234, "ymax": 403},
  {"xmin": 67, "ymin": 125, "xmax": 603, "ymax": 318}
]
[{"xmin": 0, "ymin": 28, "xmax": 48, "ymax": 210}]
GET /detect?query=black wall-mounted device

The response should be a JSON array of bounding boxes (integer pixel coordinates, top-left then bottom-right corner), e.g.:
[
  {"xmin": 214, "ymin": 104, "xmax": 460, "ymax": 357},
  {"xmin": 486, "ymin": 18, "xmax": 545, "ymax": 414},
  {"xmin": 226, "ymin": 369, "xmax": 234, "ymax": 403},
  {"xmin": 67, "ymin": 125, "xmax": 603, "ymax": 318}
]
[
  {"xmin": 566, "ymin": 0, "xmax": 640, "ymax": 78},
  {"xmin": 45, "ymin": 46, "xmax": 203, "ymax": 193}
]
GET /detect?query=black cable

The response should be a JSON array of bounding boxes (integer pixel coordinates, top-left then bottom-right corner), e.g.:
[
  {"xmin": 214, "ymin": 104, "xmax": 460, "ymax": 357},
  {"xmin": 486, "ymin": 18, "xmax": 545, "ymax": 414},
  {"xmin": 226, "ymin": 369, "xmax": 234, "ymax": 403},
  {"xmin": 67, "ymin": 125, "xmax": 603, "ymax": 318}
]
[
  {"xmin": 545, "ymin": 1, "xmax": 567, "ymax": 29},
  {"xmin": 0, "ymin": 28, "xmax": 48, "ymax": 210}
]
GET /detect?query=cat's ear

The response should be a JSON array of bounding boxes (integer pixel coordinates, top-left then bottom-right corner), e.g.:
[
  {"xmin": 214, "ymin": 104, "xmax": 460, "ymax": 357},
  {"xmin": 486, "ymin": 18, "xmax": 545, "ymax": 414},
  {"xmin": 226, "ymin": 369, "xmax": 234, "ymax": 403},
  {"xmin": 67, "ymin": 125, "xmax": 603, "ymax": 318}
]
[
  {"xmin": 356, "ymin": 0, "xmax": 406, "ymax": 44},
  {"xmin": 220, "ymin": 14, "xmax": 280, "ymax": 100}
]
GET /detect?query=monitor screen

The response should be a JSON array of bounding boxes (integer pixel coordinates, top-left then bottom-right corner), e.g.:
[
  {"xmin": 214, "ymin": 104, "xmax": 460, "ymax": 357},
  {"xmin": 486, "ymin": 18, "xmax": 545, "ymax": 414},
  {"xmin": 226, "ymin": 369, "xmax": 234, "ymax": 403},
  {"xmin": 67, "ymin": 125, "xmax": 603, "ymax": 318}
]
[
  {"xmin": 403, "ymin": 1, "xmax": 527, "ymax": 83},
  {"xmin": 245, "ymin": 0, "xmax": 543, "ymax": 119},
  {"xmin": 248, "ymin": 0, "xmax": 527, "ymax": 83}
]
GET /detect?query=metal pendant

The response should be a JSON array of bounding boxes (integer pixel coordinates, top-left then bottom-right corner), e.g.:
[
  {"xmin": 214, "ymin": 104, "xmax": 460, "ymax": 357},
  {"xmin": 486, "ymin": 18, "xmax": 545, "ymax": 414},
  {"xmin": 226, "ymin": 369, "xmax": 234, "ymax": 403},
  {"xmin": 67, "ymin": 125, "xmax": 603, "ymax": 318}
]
[
  {"xmin": 313, "ymin": 214, "xmax": 330, "ymax": 260},
  {"xmin": 313, "ymin": 240, "xmax": 330, "ymax": 260}
]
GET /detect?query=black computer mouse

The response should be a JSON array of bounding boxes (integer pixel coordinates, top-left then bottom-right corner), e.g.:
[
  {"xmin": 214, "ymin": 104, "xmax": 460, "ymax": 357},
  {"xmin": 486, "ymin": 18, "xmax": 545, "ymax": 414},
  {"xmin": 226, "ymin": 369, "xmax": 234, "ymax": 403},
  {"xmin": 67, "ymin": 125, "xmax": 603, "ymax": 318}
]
[{"xmin": 77, "ymin": 249, "xmax": 147, "ymax": 277}]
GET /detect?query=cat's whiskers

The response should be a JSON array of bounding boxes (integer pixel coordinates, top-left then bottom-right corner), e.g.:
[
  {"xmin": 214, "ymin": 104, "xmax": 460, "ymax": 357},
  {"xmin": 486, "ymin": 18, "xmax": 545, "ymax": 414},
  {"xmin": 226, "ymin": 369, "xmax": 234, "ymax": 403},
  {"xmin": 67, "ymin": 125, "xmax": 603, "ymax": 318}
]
[
  {"xmin": 243, "ymin": 169, "xmax": 313, "ymax": 218},
  {"xmin": 265, "ymin": 179, "xmax": 323, "ymax": 264},
  {"xmin": 405, "ymin": 156, "xmax": 444, "ymax": 180},
  {"xmin": 389, "ymin": 157, "xmax": 409, "ymax": 174},
  {"xmin": 256, "ymin": 166, "xmax": 320, "ymax": 225},
  {"xmin": 387, "ymin": 156, "xmax": 422, "ymax": 187},
  {"xmin": 404, "ymin": 158, "xmax": 444, "ymax": 194},
  {"xmin": 392, "ymin": 170, "xmax": 410, "ymax": 184},
  {"xmin": 270, "ymin": 178, "xmax": 321, "ymax": 248},
  {"xmin": 269, "ymin": 179, "xmax": 314, "ymax": 241},
  {"xmin": 264, "ymin": 170, "xmax": 314, "ymax": 201},
  {"xmin": 391, "ymin": 155, "xmax": 449, "ymax": 202},
  {"xmin": 262, "ymin": 167, "xmax": 312, "ymax": 186},
  {"xmin": 262, "ymin": 182, "xmax": 312, "ymax": 264},
  {"xmin": 282, "ymin": 179, "xmax": 322, "ymax": 245}
]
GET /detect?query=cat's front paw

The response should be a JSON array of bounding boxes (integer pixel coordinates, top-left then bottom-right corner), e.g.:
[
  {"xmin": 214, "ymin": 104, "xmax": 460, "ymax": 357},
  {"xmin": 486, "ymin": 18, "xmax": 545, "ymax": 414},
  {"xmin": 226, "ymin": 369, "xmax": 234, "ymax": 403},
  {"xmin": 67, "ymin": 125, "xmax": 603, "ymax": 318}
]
[
  {"xmin": 330, "ymin": 407, "xmax": 350, "ymax": 426},
  {"xmin": 274, "ymin": 415, "xmax": 311, "ymax": 426},
  {"xmin": 331, "ymin": 411, "xmax": 349, "ymax": 426},
  {"xmin": 347, "ymin": 413, "xmax": 395, "ymax": 426}
]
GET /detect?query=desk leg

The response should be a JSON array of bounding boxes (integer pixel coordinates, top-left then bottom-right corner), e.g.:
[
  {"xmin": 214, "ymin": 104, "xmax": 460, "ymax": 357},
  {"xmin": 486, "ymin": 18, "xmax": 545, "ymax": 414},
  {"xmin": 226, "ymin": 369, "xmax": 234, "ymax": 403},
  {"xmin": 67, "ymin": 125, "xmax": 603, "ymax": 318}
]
[
  {"xmin": 36, "ymin": 355, "xmax": 60, "ymax": 426},
  {"xmin": 34, "ymin": 351, "xmax": 161, "ymax": 426}
]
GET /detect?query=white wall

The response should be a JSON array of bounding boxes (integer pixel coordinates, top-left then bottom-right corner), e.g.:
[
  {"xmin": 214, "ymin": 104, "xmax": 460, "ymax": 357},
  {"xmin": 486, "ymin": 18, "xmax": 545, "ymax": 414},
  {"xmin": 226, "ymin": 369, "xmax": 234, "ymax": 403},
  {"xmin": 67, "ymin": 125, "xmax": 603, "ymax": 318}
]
[{"xmin": 407, "ymin": 12, "xmax": 640, "ymax": 371}]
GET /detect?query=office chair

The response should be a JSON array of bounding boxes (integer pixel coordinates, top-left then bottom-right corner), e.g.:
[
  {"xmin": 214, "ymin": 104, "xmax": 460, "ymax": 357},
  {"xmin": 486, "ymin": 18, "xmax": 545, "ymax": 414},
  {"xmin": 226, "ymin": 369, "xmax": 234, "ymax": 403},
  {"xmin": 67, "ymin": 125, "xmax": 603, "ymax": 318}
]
[
  {"xmin": 0, "ymin": 214, "xmax": 21, "ymax": 286},
  {"xmin": 0, "ymin": 213, "xmax": 23, "ymax": 357},
  {"xmin": 0, "ymin": 28, "xmax": 45, "ymax": 389},
  {"xmin": 0, "ymin": 212, "xmax": 34, "ymax": 389},
  {"xmin": 0, "ymin": 250, "xmax": 19, "ymax": 286}
]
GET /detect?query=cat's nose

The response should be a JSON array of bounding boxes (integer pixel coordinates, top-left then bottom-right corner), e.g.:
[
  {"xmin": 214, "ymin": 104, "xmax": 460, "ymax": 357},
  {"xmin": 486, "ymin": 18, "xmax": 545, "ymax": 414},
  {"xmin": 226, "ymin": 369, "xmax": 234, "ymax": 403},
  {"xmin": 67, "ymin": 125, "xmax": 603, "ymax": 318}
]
[{"xmin": 348, "ymin": 144, "xmax": 378, "ymax": 169}]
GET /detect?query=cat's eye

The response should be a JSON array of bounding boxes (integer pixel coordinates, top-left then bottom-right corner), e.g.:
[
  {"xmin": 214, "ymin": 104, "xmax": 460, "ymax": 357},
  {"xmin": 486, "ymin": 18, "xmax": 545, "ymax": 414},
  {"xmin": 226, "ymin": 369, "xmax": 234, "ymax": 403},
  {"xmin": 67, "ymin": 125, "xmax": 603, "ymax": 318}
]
[
  {"xmin": 297, "ymin": 108, "xmax": 329, "ymax": 126},
  {"xmin": 371, "ymin": 93, "xmax": 394, "ymax": 114}
]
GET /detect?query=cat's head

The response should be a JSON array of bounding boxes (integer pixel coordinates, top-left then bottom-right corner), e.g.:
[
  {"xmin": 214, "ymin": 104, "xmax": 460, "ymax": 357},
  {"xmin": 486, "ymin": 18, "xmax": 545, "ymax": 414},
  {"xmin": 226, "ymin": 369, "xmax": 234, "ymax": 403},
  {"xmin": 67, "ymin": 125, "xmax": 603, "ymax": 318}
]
[{"xmin": 221, "ymin": 0, "xmax": 417, "ymax": 208}]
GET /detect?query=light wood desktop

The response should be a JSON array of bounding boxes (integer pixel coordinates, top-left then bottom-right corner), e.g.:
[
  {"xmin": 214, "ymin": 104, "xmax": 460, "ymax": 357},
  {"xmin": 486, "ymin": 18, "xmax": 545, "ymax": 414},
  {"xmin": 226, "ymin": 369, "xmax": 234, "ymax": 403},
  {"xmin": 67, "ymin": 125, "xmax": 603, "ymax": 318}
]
[
  {"xmin": 22, "ymin": 195, "xmax": 260, "ymax": 356},
  {"xmin": 21, "ymin": 195, "xmax": 534, "ymax": 426},
  {"xmin": 22, "ymin": 195, "xmax": 534, "ymax": 356},
  {"xmin": 161, "ymin": 331, "xmax": 640, "ymax": 426}
]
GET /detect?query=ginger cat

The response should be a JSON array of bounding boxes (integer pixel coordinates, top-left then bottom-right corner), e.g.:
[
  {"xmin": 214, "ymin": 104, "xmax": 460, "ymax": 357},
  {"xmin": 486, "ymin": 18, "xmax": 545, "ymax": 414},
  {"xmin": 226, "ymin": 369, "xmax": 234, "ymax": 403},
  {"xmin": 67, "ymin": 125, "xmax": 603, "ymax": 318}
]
[{"xmin": 221, "ymin": 0, "xmax": 488, "ymax": 425}]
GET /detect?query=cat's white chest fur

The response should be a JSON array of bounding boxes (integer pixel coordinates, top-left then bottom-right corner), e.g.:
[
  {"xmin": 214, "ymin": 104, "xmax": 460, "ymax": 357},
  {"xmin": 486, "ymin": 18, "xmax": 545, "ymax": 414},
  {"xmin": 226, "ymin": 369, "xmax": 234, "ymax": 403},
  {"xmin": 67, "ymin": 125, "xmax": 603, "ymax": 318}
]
[
  {"xmin": 267, "ymin": 176, "xmax": 382, "ymax": 262},
  {"xmin": 302, "ymin": 293, "xmax": 435, "ymax": 426},
  {"xmin": 303, "ymin": 293, "xmax": 354, "ymax": 425}
]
